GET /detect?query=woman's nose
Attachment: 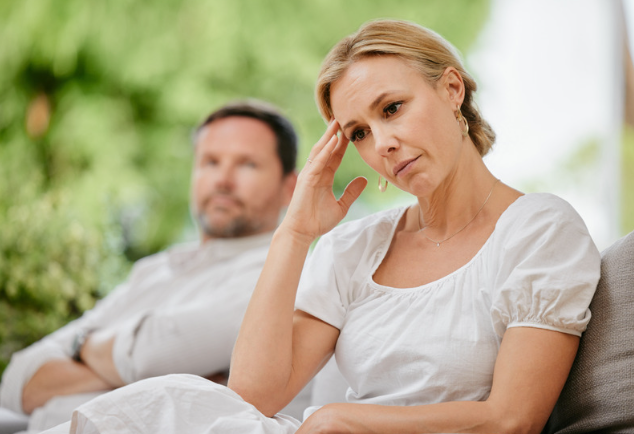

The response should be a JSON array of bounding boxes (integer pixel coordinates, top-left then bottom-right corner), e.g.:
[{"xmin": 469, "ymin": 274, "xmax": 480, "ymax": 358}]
[{"xmin": 373, "ymin": 126, "xmax": 399, "ymax": 156}]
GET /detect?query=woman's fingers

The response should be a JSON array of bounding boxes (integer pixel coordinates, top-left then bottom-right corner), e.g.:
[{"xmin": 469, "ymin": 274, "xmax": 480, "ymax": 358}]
[
  {"xmin": 327, "ymin": 131, "xmax": 349, "ymax": 171},
  {"xmin": 306, "ymin": 119, "xmax": 340, "ymax": 162},
  {"xmin": 311, "ymin": 133, "xmax": 339, "ymax": 168},
  {"xmin": 338, "ymin": 177, "xmax": 368, "ymax": 213},
  {"xmin": 284, "ymin": 121, "xmax": 363, "ymax": 239},
  {"xmin": 306, "ymin": 127, "xmax": 349, "ymax": 177}
]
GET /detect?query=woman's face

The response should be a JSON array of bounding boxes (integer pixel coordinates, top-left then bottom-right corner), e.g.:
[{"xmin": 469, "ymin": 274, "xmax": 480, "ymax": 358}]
[{"xmin": 330, "ymin": 56, "xmax": 466, "ymax": 197}]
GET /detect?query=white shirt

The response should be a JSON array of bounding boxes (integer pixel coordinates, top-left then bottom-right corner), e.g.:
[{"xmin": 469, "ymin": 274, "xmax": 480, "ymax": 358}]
[
  {"xmin": 36, "ymin": 194, "xmax": 601, "ymax": 434},
  {"xmin": 0, "ymin": 232, "xmax": 272, "ymax": 420},
  {"xmin": 296, "ymin": 193, "xmax": 600, "ymax": 406}
]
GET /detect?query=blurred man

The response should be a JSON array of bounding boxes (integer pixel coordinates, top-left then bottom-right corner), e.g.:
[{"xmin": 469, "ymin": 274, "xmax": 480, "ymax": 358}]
[{"xmin": 0, "ymin": 100, "xmax": 298, "ymax": 433}]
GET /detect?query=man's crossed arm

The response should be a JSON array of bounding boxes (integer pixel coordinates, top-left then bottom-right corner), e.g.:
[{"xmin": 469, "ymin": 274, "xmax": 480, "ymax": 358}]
[{"xmin": 21, "ymin": 330, "xmax": 122, "ymax": 414}]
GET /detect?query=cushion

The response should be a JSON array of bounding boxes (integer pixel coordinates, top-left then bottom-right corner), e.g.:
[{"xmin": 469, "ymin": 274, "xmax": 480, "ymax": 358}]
[
  {"xmin": 544, "ymin": 231, "xmax": 634, "ymax": 433},
  {"xmin": 0, "ymin": 407, "xmax": 28, "ymax": 434}
]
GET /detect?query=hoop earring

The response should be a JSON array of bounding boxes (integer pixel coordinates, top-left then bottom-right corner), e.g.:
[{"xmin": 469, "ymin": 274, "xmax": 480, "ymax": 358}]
[
  {"xmin": 456, "ymin": 109, "xmax": 469, "ymax": 137},
  {"xmin": 378, "ymin": 175, "xmax": 388, "ymax": 193}
]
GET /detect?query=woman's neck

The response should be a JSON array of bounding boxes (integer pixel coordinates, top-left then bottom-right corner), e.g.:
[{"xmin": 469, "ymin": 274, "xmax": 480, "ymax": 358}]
[{"xmin": 415, "ymin": 163, "xmax": 497, "ymax": 238}]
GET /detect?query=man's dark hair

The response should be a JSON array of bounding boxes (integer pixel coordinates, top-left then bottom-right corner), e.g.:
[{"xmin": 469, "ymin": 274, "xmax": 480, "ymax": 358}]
[{"xmin": 195, "ymin": 99, "xmax": 297, "ymax": 175}]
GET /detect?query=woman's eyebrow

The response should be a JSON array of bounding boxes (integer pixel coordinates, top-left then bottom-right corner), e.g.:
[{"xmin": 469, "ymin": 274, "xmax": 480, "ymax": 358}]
[
  {"xmin": 341, "ymin": 91, "xmax": 397, "ymax": 131},
  {"xmin": 370, "ymin": 92, "xmax": 392, "ymax": 110},
  {"xmin": 342, "ymin": 119, "xmax": 358, "ymax": 131}
]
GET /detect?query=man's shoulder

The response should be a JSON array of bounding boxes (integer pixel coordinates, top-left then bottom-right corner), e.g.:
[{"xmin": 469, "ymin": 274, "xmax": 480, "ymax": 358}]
[
  {"xmin": 126, "ymin": 242, "xmax": 197, "ymax": 277},
  {"xmin": 140, "ymin": 241, "xmax": 201, "ymax": 263}
]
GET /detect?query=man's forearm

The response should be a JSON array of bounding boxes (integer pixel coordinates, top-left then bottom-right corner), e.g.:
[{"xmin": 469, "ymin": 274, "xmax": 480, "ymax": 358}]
[
  {"xmin": 21, "ymin": 359, "xmax": 112, "ymax": 414},
  {"xmin": 80, "ymin": 330, "xmax": 125, "ymax": 387}
]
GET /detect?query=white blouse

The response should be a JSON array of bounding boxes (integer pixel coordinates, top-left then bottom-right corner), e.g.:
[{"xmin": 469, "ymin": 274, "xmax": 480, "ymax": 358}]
[{"xmin": 295, "ymin": 193, "xmax": 600, "ymax": 407}]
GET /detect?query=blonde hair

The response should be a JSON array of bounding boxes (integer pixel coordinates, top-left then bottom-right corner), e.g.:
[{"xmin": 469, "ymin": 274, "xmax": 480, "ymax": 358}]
[{"xmin": 316, "ymin": 19, "xmax": 495, "ymax": 156}]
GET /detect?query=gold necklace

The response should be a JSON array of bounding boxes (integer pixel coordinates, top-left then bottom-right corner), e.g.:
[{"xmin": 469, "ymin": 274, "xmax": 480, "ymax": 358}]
[{"xmin": 418, "ymin": 179, "xmax": 500, "ymax": 247}]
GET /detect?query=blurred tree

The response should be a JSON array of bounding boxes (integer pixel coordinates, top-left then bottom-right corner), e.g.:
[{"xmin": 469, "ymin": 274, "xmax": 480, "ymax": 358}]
[
  {"xmin": 0, "ymin": 0, "xmax": 490, "ymax": 373},
  {"xmin": 0, "ymin": 184, "xmax": 130, "ymax": 373}
]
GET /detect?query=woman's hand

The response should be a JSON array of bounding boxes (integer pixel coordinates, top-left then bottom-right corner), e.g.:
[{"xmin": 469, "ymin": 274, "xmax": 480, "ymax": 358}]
[
  {"xmin": 280, "ymin": 120, "xmax": 367, "ymax": 243},
  {"xmin": 298, "ymin": 403, "xmax": 375, "ymax": 434}
]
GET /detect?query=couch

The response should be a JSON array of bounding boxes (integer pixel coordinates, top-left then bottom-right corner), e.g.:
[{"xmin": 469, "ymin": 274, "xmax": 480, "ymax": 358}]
[{"xmin": 543, "ymin": 230, "xmax": 634, "ymax": 433}]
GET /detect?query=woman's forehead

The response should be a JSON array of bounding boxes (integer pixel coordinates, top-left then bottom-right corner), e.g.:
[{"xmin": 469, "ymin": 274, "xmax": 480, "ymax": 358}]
[{"xmin": 330, "ymin": 57, "xmax": 430, "ymax": 113}]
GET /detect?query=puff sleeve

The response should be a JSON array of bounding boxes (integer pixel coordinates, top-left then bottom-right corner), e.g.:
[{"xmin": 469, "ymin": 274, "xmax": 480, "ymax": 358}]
[
  {"xmin": 295, "ymin": 231, "xmax": 348, "ymax": 330},
  {"xmin": 489, "ymin": 194, "xmax": 601, "ymax": 338},
  {"xmin": 295, "ymin": 209, "xmax": 401, "ymax": 330}
]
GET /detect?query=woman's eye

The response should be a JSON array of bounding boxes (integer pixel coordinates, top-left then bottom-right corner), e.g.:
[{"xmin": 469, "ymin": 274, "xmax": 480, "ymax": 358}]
[
  {"xmin": 351, "ymin": 129, "xmax": 366, "ymax": 142},
  {"xmin": 384, "ymin": 102, "xmax": 402, "ymax": 116}
]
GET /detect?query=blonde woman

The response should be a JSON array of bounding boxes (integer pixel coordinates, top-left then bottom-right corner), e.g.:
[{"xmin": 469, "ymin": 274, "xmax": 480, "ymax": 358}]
[{"xmin": 43, "ymin": 19, "xmax": 600, "ymax": 434}]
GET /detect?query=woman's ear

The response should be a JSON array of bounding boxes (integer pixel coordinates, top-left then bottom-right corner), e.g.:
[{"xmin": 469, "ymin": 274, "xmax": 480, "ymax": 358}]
[{"xmin": 441, "ymin": 67, "xmax": 465, "ymax": 108}]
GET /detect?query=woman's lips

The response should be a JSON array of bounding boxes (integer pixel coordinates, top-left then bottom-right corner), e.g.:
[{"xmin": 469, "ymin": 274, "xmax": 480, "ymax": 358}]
[{"xmin": 393, "ymin": 156, "xmax": 419, "ymax": 177}]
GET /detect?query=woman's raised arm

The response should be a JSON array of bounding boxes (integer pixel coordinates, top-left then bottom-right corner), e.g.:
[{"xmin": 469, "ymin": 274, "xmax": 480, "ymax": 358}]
[{"xmin": 228, "ymin": 120, "xmax": 367, "ymax": 416}]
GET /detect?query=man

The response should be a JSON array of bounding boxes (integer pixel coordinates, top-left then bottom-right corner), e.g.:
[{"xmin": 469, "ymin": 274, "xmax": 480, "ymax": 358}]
[{"xmin": 0, "ymin": 99, "xmax": 298, "ymax": 432}]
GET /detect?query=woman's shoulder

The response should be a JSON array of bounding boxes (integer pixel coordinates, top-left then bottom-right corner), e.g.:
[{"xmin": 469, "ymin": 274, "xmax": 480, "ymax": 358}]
[
  {"xmin": 496, "ymin": 192, "xmax": 588, "ymax": 236},
  {"xmin": 320, "ymin": 206, "xmax": 406, "ymax": 251},
  {"xmin": 488, "ymin": 192, "xmax": 599, "ymax": 271},
  {"xmin": 504, "ymin": 192, "xmax": 578, "ymax": 215}
]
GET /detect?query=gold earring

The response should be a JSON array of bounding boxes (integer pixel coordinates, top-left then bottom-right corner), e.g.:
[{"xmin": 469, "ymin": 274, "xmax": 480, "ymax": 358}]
[
  {"xmin": 456, "ymin": 109, "xmax": 469, "ymax": 137},
  {"xmin": 378, "ymin": 175, "xmax": 388, "ymax": 193}
]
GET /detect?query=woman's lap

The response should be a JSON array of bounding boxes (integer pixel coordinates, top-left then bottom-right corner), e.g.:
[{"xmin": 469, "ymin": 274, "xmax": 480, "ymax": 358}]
[{"xmin": 42, "ymin": 374, "xmax": 301, "ymax": 434}]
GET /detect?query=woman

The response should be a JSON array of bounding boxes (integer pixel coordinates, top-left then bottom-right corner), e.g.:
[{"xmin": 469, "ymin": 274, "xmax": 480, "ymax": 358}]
[{"xmin": 45, "ymin": 19, "xmax": 599, "ymax": 434}]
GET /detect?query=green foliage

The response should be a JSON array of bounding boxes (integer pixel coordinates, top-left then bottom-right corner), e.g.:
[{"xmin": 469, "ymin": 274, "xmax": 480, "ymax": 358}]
[
  {"xmin": 0, "ymin": 0, "xmax": 490, "ymax": 374},
  {"xmin": 0, "ymin": 186, "xmax": 130, "ymax": 373}
]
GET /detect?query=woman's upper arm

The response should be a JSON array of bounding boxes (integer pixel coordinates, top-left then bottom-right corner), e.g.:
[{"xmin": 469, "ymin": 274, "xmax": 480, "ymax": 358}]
[
  {"xmin": 285, "ymin": 309, "xmax": 340, "ymax": 402},
  {"xmin": 487, "ymin": 327, "xmax": 580, "ymax": 434}
]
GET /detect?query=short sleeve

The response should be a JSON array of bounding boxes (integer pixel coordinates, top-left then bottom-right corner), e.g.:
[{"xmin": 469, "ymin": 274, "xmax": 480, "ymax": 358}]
[
  {"xmin": 295, "ymin": 207, "xmax": 415, "ymax": 331},
  {"xmin": 295, "ymin": 233, "xmax": 347, "ymax": 329},
  {"xmin": 490, "ymin": 195, "xmax": 601, "ymax": 338}
]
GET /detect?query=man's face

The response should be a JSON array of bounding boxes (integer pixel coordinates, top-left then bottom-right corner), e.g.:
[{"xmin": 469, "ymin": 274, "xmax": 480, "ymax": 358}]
[{"xmin": 192, "ymin": 116, "xmax": 295, "ymax": 240}]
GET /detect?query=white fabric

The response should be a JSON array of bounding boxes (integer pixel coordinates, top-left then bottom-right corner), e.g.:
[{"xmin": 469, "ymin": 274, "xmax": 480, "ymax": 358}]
[
  {"xmin": 43, "ymin": 375, "xmax": 302, "ymax": 434},
  {"xmin": 39, "ymin": 193, "xmax": 600, "ymax": 434},
  {"xmin": 309, "ymin": 356, "xmax": 348, "ymax": 407},
  {"xmin": 295, "ymin": 193, "xmax": 600, "ymax": 406},
  {"xmin": 25, "ymin": 393, "xmax": 102, "ymax": 434},
  {"xmin": 303, "ymin": 356, "xmax": 348, "ymax": 420},
  {"xmin": 0, "ymin": 232, "xmax": 272, "ymax": 428},
  {"xmin": 37, "ymin": 421, "xmax": 70, "ymax": 434}
]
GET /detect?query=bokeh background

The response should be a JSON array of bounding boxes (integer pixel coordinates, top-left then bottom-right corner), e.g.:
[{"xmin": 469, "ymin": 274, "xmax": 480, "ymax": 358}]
[{"xmin": 0, "ymin": 0, "xmax": 632, "ymax": 374}]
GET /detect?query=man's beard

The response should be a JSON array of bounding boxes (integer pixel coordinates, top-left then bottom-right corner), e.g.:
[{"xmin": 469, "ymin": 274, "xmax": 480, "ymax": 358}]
[
  {"xmin": 196, "ymin": 192, "xmax": 264, "ymax": 238},
  {"xmin": 197, "ymin": 211, "xmax": 260, "ymax": 238}
]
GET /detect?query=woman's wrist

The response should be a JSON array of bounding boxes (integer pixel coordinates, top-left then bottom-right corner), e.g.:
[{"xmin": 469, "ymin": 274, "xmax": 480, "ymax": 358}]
[{"xmin": 274, "ymin": 222, "xmax": 316, "ymax": 249}]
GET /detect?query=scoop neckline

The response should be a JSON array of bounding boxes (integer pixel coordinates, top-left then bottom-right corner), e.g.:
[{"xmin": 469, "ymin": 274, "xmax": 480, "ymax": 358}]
[{"xmin": 368, "ymin": 193, "xmax": 530, "ymax": 293}]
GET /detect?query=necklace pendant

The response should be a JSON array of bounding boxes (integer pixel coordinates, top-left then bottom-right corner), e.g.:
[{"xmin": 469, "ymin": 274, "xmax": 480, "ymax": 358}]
[{"xmin": 436, "ymin": 242, "xmax": 440, "ymax": 247}]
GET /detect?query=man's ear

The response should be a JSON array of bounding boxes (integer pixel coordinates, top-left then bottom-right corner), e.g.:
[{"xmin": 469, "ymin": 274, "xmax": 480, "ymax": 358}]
[
  {"xmin": 441, "ymin": 67, "xmax": 465, "ymax": 107},
  {"xmin": 281, "ymin": 171, "xmax": 298, "ymax": 207}
]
